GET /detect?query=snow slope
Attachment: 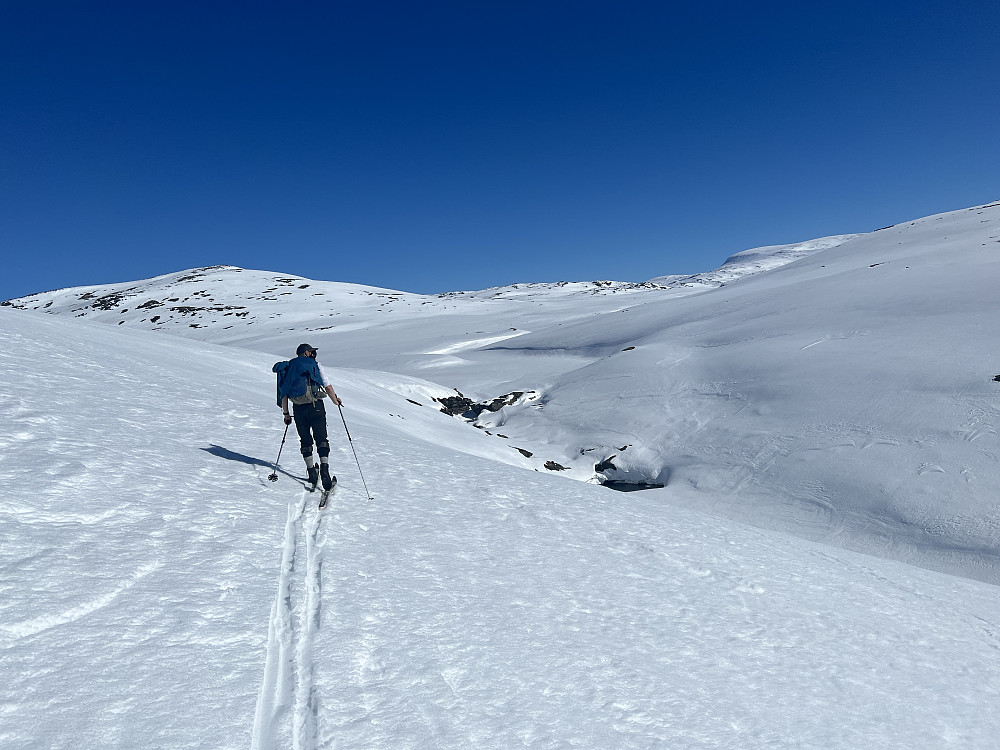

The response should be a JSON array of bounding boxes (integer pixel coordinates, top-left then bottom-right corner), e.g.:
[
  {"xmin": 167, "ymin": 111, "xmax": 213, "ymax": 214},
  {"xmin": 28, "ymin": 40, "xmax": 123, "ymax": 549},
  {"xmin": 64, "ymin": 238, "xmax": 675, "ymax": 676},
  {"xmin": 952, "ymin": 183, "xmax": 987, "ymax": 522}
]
[
  {"xmin": 647, "ymin": 233, "xmax": 860, "ymax": 286},
  {"xmin": 7, "ymin": 201, "xmax": 1000, "ymax": 585},
  {"xmin": 467, "ymin": 201, "xmax": 1000, "ymax": 581},
  {"xmin": 4, "ymin": 307, "xmax": 1000, "ymax": 748}
]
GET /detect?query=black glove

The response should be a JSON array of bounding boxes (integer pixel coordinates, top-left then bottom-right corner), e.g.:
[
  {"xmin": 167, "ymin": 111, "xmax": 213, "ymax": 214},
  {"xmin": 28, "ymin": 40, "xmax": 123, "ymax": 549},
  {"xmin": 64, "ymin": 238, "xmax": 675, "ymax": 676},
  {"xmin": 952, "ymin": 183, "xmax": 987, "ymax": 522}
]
[{"xmin": 283, "ymin": 414, "xmax": 293, "ymax": 426}]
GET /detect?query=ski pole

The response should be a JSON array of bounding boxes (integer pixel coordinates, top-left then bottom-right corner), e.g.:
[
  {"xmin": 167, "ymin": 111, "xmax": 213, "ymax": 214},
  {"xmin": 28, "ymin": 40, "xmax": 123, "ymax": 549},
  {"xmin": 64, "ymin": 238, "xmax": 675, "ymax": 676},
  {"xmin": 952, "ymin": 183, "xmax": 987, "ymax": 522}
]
[
  {"xmin": 338, "ymin": 403, "xmax": 373, "ymax": 499},
  {"xmin": 267, "ymin": 423, "xmax": 290, "ymax": 482}
]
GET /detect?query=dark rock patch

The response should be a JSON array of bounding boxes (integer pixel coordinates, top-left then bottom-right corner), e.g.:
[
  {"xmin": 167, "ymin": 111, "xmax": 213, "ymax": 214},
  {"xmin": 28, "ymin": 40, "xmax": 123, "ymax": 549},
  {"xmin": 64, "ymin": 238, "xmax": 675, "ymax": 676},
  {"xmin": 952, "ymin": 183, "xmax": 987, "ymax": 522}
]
[
  {"xmin": 437, "ymin": 394, "xmax": 476, "ymax": 417},
  {"xmin": 544, "ymin": 461, "xmax": 569, "ymax": 471},
  {"xmin": 170, "ymin": 305, "xmax": 245, "ymax": 315},
  {"xmin": 486, "ymin": 391, "xmax": 525, "ymax": 412},
  {"xmin": 91, "ymin": 292, "xmax": 129, "ymax": 310},
  {"xmin": 437, "ymin": 390, "xmax": 532, "ymax": 420},
  {"xmin": 594, "ymin": 456, "xmax": 617, "ymax": 473}
]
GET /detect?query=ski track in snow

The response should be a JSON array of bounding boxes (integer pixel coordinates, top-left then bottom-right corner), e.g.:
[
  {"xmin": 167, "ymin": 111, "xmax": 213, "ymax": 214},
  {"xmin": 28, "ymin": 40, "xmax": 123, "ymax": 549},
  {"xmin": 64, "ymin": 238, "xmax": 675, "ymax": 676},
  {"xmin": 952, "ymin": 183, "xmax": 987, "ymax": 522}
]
[
  {"xmin": 293, "ymin": 493, "xmax": 326, "ymax": 749},
  {"xmin": 252, "ymin": 489, "xmax": 327, "ymax": 750}
]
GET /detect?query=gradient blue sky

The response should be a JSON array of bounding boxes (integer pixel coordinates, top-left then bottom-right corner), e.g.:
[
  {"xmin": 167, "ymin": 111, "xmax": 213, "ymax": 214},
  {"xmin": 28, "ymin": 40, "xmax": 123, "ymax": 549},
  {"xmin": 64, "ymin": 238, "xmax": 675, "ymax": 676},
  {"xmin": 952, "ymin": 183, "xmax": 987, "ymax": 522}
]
[{"xmin": 3, "ymin": 1, "xmax": 998, "ymax": 300}]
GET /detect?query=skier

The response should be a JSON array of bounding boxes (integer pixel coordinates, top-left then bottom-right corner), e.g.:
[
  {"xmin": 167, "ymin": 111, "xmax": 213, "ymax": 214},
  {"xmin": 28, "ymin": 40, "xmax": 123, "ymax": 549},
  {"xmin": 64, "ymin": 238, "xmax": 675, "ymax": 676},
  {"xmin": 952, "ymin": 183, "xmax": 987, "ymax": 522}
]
[{"xmin": 274, "ymin": 343, "xmax": 343, "ymax": 491}]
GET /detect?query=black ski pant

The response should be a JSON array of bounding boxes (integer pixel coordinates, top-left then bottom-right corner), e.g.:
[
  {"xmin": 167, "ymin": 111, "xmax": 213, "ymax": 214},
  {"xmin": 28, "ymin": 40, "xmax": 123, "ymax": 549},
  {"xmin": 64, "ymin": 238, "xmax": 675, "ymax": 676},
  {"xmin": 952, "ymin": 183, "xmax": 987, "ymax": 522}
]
[{"xmin": 292, "ymin": 400, "xmax": 330, "ymax": 459}]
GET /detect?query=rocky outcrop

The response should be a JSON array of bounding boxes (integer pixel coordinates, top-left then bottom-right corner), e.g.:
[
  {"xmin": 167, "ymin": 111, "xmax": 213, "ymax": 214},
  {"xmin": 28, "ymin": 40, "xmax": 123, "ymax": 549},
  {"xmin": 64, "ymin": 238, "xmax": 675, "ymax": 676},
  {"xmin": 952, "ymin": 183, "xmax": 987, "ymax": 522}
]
[{"xmin": 435, "ymin": 390, "xmax": 535, "ymax": 420}]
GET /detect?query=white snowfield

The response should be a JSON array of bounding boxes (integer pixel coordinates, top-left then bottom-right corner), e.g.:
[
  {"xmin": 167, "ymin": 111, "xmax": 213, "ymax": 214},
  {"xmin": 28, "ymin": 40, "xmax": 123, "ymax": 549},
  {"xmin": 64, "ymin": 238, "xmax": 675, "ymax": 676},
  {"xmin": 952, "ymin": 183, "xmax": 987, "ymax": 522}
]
[{"xmin": 2, "ymin": 200, "xmax": 1000, "ymax": 747}]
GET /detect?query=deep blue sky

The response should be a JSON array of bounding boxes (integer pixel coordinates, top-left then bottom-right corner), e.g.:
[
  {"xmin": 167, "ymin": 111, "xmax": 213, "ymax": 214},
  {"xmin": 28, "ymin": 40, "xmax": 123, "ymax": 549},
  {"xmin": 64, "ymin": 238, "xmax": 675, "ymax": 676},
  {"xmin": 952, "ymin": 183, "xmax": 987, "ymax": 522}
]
[{"xmin": 2, "ymin": 1, "xmax": 998, "ymax": 300}]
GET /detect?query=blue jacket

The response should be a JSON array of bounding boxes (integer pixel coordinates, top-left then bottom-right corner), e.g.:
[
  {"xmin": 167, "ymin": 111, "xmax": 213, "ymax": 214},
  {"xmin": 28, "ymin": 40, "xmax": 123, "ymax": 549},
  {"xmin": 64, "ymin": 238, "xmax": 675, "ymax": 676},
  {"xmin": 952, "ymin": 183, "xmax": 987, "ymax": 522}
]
[{"xmin": 273, "ymin": 356, "xmax": 324, "ymax": 403}]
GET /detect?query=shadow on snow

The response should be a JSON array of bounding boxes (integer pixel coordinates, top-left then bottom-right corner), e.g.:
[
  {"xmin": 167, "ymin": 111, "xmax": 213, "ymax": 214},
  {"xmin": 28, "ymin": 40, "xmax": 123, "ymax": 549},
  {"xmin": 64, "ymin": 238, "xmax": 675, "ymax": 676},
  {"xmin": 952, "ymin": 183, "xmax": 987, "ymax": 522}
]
[{"xmin": 201, "ymin": 444, "xmax": 304, "ymax": 483}]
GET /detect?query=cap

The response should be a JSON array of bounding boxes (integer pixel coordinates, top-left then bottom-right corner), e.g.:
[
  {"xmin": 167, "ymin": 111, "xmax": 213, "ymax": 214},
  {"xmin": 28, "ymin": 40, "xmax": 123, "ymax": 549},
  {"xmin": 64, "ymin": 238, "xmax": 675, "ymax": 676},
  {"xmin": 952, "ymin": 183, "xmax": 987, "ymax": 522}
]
[{"xmin": 296, "ymin": 343, "xmax": 317, "ymax": 356}]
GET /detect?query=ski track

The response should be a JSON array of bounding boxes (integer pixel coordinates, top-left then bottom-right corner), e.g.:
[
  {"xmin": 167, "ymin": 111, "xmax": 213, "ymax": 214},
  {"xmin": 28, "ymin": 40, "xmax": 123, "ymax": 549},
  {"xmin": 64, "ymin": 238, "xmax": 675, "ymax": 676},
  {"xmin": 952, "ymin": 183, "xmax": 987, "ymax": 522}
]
[
  {"xmin": 293, "ymin": 499, "xmax": 325, "ymax": 749},
  {"xmin": 252, "ymin": 489, "xmax": 327, "ymax": 750}
]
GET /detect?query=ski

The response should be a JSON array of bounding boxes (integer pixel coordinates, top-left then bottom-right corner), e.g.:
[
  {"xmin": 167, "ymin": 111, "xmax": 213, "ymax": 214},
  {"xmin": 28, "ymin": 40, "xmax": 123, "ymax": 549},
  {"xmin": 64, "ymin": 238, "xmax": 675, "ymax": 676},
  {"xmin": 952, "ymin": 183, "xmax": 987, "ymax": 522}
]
[{"xmin": 318, "ymin": 477, "xmax": 337, "ymax": 509}]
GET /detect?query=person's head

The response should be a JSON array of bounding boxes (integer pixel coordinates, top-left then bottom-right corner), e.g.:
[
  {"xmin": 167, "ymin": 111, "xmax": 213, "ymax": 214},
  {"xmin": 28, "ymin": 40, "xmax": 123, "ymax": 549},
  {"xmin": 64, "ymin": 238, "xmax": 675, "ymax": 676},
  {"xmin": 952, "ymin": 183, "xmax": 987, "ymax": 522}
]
[{"xmin": 296, "ymin": 343, "xmax": 317, "ymax": 358}]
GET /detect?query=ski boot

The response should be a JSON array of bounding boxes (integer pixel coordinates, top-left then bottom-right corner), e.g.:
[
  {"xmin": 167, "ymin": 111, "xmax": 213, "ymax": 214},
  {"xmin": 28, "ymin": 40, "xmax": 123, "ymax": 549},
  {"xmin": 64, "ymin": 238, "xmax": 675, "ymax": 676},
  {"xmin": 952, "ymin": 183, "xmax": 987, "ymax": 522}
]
[{"xmin": 320, "ymin": 463, "xmax": 336, "ymax": 492}]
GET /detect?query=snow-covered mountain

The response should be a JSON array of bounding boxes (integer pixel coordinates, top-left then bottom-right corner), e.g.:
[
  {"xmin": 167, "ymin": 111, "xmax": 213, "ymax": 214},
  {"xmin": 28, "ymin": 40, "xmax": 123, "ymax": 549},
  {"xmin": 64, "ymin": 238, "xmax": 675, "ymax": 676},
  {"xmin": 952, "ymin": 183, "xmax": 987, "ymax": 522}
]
[
  {"xmin": 7, "ymin": 201, "xmax": 1000, "ymax": 582},
  {"xmin": 4, "ymin": 201, "xmax": 1000, "ymax": 747}
]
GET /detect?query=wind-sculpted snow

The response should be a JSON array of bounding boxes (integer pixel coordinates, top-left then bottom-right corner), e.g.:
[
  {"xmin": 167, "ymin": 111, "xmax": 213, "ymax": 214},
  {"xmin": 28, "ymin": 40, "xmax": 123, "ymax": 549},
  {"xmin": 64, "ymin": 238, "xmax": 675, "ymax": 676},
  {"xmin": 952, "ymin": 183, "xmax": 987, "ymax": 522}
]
[
  {"xmin": 647, "ymin": 233, "xmax": 861, "ymax": 286},
  {"xmin": 3, "ymin": 308, "xmax": 1000, "ymax": 747}
]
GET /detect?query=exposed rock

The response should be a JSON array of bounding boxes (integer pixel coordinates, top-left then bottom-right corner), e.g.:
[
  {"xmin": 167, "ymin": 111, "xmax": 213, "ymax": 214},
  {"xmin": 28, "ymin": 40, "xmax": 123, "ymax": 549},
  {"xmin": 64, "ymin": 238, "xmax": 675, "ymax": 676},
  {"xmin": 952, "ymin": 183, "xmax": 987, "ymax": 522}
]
[
  {"xmin": 594, "ymin": 456, "xmax": 617, "ymax": 473},
  {"xmin": 91, "ymin": 292, "xmax": 129, "ymax": 310},
  {"xmin": 486, "ymin": 391, "xmax": 524, "ymax": 412},
  {"xmin": 437, "ymin": 394, "xmax": 476, "ymax": 416},
  {"xmin": 169, "ymin": 305, "xmax": 246, "ymax": 315},
  {"xmin": 544, "ymin": 461, "xmax": 569, "ymax": 471},
  {"xmin": 437, "ymin": 390, "xmax": 532, "ymax": 419}
]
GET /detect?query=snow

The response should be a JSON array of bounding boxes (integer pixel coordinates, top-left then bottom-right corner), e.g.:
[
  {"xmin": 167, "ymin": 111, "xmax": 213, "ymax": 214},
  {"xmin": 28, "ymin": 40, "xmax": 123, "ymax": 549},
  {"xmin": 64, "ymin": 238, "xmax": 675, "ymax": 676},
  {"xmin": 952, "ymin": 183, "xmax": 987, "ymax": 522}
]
[
  {"xmin": 647, "ymin": 233, "xmax": 861, "ymax": 286},
  {"xmin": 3, "ymin": 200, "xmax": 1000, "ymax": 747}
]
